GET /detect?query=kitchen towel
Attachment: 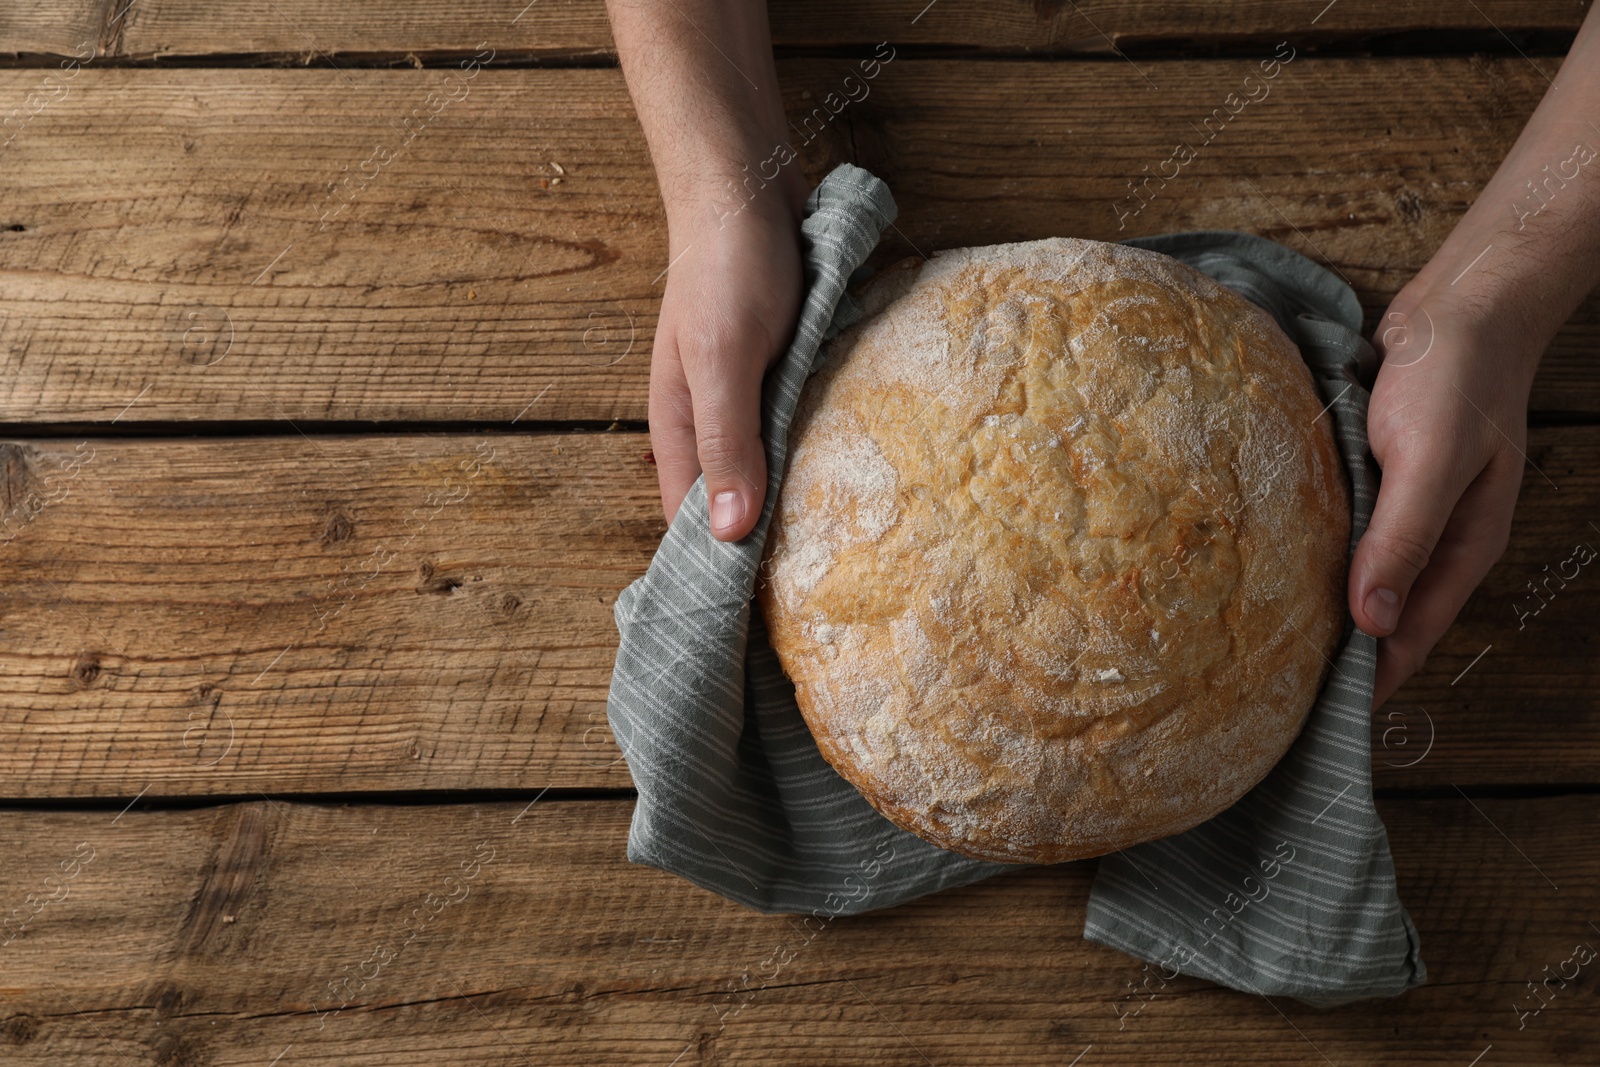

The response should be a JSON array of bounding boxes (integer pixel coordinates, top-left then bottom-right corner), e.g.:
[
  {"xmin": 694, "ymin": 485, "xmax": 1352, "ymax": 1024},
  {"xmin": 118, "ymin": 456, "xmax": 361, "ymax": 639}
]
[{"xmin": 605, "ymin": 161, "xmax": 1425, "ymax": 1003}]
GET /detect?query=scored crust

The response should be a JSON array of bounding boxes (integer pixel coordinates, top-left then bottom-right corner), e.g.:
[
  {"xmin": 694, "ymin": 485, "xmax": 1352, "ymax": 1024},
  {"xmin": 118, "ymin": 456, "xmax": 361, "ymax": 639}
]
[{"xmin": 756, "ymin": 236, "xmax": 1351, "ymax": 865}]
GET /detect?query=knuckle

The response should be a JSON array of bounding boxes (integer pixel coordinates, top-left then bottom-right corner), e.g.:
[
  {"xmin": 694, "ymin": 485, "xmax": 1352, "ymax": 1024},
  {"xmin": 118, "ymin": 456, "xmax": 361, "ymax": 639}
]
[
  {"xmin": 646, "ymin": 404, "xmax": 697, "ymax": 451},
  {"xmin": 1487, "ymin": 443, "xmax": 1530, "ymax": 481},
  {"xmin": 676, "ymin": 314, "xmax": 770, "ymax": 372},
  {"xmin": 1371, "ymin": 421, "xmax": 1441, "ymax": 469},
  {"xmin": 1366, "ymin": 527, "xmax": 1435, "ymax": 577},
  {"xmin": 695, "ymin": 424, "xmax": 755, "ymax": 478},
  {"xmin": 648, "ymin": 387, "xmax": 694, "ymax": 430}
]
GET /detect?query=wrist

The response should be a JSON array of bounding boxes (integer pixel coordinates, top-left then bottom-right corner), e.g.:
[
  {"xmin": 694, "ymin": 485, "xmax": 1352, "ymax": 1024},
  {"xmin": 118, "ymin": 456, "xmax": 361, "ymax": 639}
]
[
  {"xmin": 660, "ymin": 142, "xmax": 810, "ymax": 243},
  {"xmin": 1386, "ymin": 274, "xmax": 1545, "ymax": 388},
  {"xmin": 607, "ymin": 0, "xmax": 806, "ymax": 245},
  {"xmin": 1399, "ymin": 149, "xmax": 1600, "ymax": 368},
  {"xmin": 1393, "ymin": 217, "xmax": 1573, "ymax": 378}
]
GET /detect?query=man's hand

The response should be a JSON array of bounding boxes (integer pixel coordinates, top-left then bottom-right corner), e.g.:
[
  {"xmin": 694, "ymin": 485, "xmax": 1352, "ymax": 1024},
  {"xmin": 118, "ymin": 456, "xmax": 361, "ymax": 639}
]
[
  {"xmin": 605, "ymin": 0, "xmax": 808, "ymax": 539},
  {"xmin": 1352, "ymin": 285, "xmax": 1533, "ymax": 709},
  {"xmin": 1345, "ymin": 2, "xmax": 1600, "ymax": 710},
  {"xmin": 651, "ymin": 198, "xmax": 805, "ymax": 538}
]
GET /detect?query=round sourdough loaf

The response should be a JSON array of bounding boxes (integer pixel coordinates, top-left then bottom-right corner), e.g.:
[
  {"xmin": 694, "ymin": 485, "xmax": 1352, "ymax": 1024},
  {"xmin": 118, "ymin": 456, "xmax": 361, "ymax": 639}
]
[{"xmin": 756, "ymin": 236, "xmax": 1350, "ymax": 864}]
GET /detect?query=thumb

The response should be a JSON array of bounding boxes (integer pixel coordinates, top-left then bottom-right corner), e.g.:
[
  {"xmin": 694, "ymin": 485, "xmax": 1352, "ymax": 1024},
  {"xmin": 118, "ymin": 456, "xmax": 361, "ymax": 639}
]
[
  {"xmin": 682, "ymin": 325, "xmax": 772, "ymax": 542},
  {"xmin": 1349, "ymin": 442, "xmax": 1471, "ymax": 637}
]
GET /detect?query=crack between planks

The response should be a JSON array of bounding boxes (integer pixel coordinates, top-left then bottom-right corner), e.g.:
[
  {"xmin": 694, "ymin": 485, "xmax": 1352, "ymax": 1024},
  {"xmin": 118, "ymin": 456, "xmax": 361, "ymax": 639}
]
[
  {"xmin": 0, "ymin": 32, "xmax": 1586, "ymax": 68},
  {"xmin": 12, "ymin": 973, "xmax": 1531, "ymax": 1023},
  {"xmin": 0, "ymin": 421, "xmax": 654, "ymax": 439},
  {"xmin": 3, "ymin": 784, "xmax": 1598, "ymax": 816},
  {"xmin": 0, "ymin": 417, "xmax": 1591, "ymax": 439},
  {"xmin": 0, "ymin": 787, "xmax": 640, "ymax": 814}
]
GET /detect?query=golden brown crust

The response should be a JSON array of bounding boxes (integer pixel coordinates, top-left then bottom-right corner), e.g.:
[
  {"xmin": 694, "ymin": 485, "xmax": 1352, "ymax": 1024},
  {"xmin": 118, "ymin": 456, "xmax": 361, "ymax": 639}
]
[{"xmin": 756, "ymin": 237, "xmax": 1350, "ymax": 864}]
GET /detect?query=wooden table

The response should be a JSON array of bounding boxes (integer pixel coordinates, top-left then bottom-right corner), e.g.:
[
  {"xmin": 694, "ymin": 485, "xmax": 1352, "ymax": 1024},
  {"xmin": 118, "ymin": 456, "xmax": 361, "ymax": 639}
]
[{"xmin": 2, "ymin": 2, "xmax": 1596, "ymax": 1063}]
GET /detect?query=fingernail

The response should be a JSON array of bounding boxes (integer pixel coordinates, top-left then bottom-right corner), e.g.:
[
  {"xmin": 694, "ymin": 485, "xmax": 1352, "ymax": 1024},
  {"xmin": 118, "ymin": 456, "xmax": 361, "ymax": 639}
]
[
  {"xmin": 710, "ymin": 490, "xmax": 746, "ymax": 536},
  {"xmin": 1364, "ymin": 587, "xmax": 1401, "ymax": 634}
]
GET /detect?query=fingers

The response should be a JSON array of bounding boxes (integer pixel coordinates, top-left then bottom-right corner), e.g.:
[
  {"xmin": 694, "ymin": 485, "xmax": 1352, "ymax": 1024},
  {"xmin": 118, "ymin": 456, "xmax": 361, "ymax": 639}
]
[
  {"xmin": 648, "ymin": 334, "xmax": 703, "ymax": 525},
  {"xmin": 681, "ymin": 315, "xmax": 773, "ymax": 541},
  {"xmin": 646, "ymin": 207, "xmax": 803, "ymax": 538},
  {"xmin": 1368, "ymin": 452, "xmax": 1521, "ymax": 709},
  {"xmin": 1349, "ymin": 426, "xmax": 1485, "ymax": 639}
]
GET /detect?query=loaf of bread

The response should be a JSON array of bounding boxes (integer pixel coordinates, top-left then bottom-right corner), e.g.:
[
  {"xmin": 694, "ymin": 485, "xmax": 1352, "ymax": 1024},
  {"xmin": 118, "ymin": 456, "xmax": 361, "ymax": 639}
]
[{"xmin": 756, "ymin": 237, "xmax": 1350, "ymax": 864}]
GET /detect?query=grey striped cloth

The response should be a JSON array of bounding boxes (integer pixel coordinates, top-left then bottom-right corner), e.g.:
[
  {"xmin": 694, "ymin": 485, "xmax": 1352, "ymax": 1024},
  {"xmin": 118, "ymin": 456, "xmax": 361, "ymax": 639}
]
[{"xmin": 607, "ymin": 162, "xmax": 1426, "ymax": 1002}]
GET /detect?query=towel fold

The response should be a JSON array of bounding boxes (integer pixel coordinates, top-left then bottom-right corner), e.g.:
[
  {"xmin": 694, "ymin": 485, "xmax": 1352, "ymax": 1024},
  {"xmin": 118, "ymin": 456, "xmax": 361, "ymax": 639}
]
[{"xmin": 606, "ymin": 162, "xmax": 1425, "ymax": 1003}]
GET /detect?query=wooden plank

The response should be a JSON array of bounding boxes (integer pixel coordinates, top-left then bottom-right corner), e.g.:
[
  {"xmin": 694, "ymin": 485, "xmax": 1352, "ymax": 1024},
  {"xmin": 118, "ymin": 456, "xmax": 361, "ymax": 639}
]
[
  {"xmin": 0, "ymin": 795, "xmax": 1593, "ymax": 1064},
  {"xmin": 0, "ymin": 67, "xmax": 659, "ymax": 425},
  {"xmin": 0, "ymin": 429, "xmax": 1596, "ymax": 797},
  {"xmin": 5, "ymin": 59, "xmax": 1600, "ymax": 422},
  {"xmin": 4, "ymin": 1, "xmax": 1585, "ymax": 60},
  {"xmin": 111, "ymin": 0, "xmax": 615, "ymax": 61},
  {"xmin": 0, "ymin": 4, "xmax": 101, "ymax": 58},
  {"xmin": 0, "ymin": 431, "xmax": 657, "ymax": 796}
]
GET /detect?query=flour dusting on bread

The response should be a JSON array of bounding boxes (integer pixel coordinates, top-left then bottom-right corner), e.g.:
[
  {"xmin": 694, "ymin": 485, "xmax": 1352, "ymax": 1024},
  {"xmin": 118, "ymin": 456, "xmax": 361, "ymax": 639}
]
[{"xmin": 759, "ymin": 237, "xmax": 1349, "ymax": 864}]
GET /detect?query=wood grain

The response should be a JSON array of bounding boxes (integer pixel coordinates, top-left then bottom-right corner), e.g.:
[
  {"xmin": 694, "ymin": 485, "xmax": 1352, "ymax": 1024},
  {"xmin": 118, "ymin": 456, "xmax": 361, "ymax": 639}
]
[
  {"xmin": 0, "ymin": 795, "xmax": 1592, "ymax": 1064},
  {"xmin": 4, "ymin": 59, "xmax": 1599, "ymax": 423},
  {"xmin": 0, "ymin": 9, "xmax": 1593, "ymax": 1064},
  {"xmin": 0, "ymin": 4, "xmax": 101, "ymax": 58},
  {"xmin": 0, "ymin": 429, "xmax": 1595, "ymax": 797},
  {"xmin": 2, "ymin": 1, "xmax": 1586, "ymax": 60},
  {"xmin": 0, "ymin": 432, "xmax": 660, "ymax": 796}
]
